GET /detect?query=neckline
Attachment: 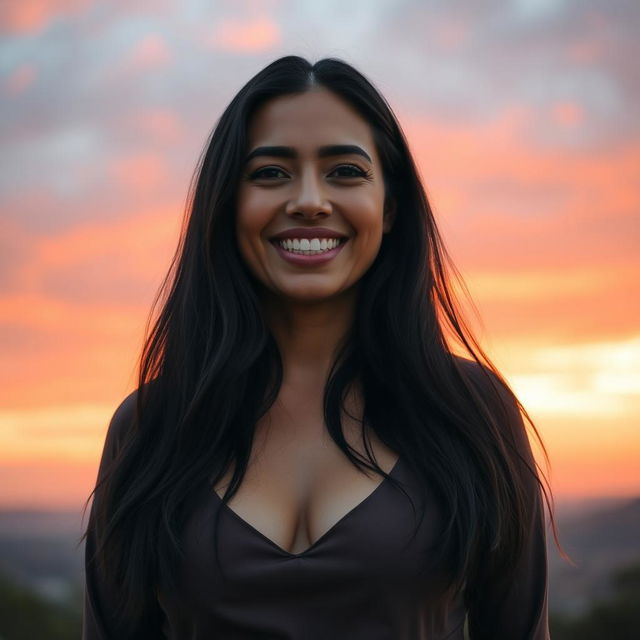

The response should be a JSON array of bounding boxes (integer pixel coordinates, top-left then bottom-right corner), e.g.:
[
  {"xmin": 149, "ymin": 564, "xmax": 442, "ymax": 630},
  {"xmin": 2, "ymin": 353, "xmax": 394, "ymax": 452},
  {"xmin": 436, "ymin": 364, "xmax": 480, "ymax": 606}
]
[{"xmin": 212, "ymin": 456, "xmax": 403, "ymax": 558}]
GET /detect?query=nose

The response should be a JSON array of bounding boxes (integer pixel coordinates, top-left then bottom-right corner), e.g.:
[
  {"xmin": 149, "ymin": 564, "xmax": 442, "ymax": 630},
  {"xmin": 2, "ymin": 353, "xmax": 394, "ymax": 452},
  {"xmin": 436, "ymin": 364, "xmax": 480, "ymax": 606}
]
[{"xmin": 285, "ymin": 168, "xmax": 332, "ymax": 218}]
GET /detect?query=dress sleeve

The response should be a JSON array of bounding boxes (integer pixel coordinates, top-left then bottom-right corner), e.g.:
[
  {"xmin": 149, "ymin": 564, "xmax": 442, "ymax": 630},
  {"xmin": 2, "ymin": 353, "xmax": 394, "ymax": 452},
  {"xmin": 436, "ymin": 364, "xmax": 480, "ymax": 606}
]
[
  {"xmin": 465, "ymin": 365, "xmax": 550, "ymax": 640},
  {"xmin": 82, "ymin": 391, "xmax": 138, "ymax": 640}
]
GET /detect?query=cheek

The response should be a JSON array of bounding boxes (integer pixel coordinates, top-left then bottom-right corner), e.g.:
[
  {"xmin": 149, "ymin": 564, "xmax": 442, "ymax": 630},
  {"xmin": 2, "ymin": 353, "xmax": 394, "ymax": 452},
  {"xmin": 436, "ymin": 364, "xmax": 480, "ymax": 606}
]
[
  {"xmin": 235, "ymin": 216, "xmax": 265, "ymax": 282},
  {"xmin": 236, "ymin": 192, "xmax": 271, "ymax": 247},
  {"xmin": 346, "ymin": 192, "xmax": 386, "ymax": 237}
]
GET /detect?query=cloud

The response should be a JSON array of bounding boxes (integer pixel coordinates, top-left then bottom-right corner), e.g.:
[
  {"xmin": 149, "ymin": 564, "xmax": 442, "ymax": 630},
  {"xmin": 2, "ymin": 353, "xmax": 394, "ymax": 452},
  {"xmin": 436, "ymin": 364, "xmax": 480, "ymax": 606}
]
[
  {"xmin": 492, "ymin": 336, "xmax": 640, "ymax": 396},
  {"xmin": 4, "ymin": 63, "xmax": 37, "ymax": 95},
  {"xmin": 208, "ymin": 15, "xmax": 281, "ymax": 52},
  {"xmin": 128, "ymin": 33, "xmax": 171, "ymax": 70},
  {"xmin": 550, "ymin": 100, "xmax": 586, "ymax": 126},
  {"xmin": 1, "ymin": 206, "xmax": 181, "ymax": 298},
  {"xmin": 0, "ymin": 208, "xmax": 184, "ymax": 409},
  {"xmin": 566, "ymin": 38, "xmax": 604, "ymax": 64},
  {"xmin": 400, "ymin": 105, "xmax": 639, "ymax": 263},
  {"xmin": 485, "ymin": 333, "xmax": 640, "ymax": 498},
  {"xmin": 0, "ymin": 208, "xmax": 183, "ymax": 407},
  {"xmin": 0, "ymin": 403, "xmax": 113, "ymax": 460},
  {"xmin": 430, "ymin": 16, "xmax": 469, "ymax": 51},
  {"xmin": 0, "ymin": 0, "xmax": 90, "ymax": 35},
  {"xmin": 108, "ymin": 151, "xmax": 169, "ymax": 191},
  {"xmin": 0, "ymin": 458, "xmax": 100, "ymax": 509},
  {"xmin": 464, "ymin": 265, "xmax": 638, "ymax": 302},
  {"xmin": 124, "ymin": 108, "xmax": 186, "ymax": 144}
]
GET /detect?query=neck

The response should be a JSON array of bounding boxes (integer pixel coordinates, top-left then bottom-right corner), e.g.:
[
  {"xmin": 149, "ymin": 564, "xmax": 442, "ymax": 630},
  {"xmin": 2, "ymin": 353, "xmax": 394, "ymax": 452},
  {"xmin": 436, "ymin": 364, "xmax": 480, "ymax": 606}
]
[{"xmin": 260, "ymin": 288, "xmax": 357, "ymax": 390}]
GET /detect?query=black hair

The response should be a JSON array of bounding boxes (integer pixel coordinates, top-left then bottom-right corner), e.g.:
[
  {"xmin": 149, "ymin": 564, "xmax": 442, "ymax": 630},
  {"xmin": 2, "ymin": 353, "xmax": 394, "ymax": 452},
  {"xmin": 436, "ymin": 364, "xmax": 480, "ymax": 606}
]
[{"xmin": 81, "ymin": 55, "xmax": 565, "ymax": 636}]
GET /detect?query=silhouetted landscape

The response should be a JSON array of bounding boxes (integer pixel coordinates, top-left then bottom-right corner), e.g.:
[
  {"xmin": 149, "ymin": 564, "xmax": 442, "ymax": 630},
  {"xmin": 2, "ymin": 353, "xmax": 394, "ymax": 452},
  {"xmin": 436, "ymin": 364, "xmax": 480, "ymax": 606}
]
[{"xmin": 0, "ymin": 497, "xmax": 639, "ymax": 639}]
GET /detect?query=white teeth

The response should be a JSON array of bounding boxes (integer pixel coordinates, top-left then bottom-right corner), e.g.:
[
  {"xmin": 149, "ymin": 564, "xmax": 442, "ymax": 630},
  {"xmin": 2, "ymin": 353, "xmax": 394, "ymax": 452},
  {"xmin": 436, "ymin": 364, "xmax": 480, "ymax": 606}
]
[{"xmin": 276, "ymin": 237, "xmax": 344, "ymax": 254}]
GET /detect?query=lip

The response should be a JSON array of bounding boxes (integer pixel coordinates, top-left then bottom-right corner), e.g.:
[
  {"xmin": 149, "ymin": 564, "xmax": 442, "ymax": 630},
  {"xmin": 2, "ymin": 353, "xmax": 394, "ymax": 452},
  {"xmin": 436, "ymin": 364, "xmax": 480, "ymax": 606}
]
[
  {"xmin": 270, "ymin": 227, "xmax": 348, "ymax": 240},
  {"xmin": 271, "ymin": 238, "xmax": 347, "ymax": 266}
]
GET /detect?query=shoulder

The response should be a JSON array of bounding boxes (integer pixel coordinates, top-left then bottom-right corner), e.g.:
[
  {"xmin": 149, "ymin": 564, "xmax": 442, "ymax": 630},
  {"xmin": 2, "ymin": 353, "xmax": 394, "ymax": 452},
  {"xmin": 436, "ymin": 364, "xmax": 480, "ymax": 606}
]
[
  {"xmin": 452, "ymin": 354, "xmax": 501, "ymax": 390},
  {"xmin": 451, "ymin": 354, "xmax": 508, "ymax": 412},
  {"xmin": 451, "ymin": 355, "xmax": 532, "ymax": 456},
  {"xmin": 101, "ymin": 381, "xmax": 155, "ymax": 465},
  {"xmin": 112, "ymin": 389, "xmax": 138, "ymax": 426},
  {"xmin": 104, "ymin": 390, "xmax": 137, "ymax": 450},
  {"xmin": 103, "ymin": 377, "xmax": 162, "ymax": 451},
  {"xmin": 452, "ymin": 355, "xmax": 519, "ymax": 416},
  {"xmin": 93, "ymin": 392, "xmax": 136, "ymax": 479},
  {"xmin": 452, "ymin": 356, "xmax": 545, "ymax": 517},
  {"xmin": 452, "ymin": 354, "xmax": 491, "ymax": 384}
]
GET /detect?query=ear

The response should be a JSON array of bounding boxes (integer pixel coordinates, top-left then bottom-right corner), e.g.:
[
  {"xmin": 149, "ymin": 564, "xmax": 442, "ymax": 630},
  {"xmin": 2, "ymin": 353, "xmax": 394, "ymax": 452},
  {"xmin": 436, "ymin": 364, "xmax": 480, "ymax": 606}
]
[{"xmin": 382, "ymin": 197, "xmax": 397, "ymax": 234}]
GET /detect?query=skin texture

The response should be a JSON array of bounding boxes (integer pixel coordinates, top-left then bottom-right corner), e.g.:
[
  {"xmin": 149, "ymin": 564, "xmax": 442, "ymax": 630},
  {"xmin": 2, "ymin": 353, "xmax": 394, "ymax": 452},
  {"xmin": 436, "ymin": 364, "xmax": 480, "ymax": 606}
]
[{"xmin": 236, "ymin": 87, "xmax": 395, "ymax": 397}]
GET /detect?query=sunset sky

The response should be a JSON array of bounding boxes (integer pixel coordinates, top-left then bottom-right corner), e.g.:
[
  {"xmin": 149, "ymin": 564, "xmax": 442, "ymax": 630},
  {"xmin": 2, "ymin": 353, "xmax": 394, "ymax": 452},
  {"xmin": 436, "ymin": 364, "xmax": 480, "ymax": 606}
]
[{"xmin": 0, "ymin": 0, "xmax": 638, "ymax": 509}]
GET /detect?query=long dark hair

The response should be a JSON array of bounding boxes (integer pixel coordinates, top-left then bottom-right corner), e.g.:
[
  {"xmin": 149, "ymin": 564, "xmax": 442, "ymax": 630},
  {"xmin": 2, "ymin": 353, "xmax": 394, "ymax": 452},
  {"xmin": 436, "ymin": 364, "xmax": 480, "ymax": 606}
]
[{"xmin": 81, "ymin": 55, "xmax": 565, "ymax": 636}]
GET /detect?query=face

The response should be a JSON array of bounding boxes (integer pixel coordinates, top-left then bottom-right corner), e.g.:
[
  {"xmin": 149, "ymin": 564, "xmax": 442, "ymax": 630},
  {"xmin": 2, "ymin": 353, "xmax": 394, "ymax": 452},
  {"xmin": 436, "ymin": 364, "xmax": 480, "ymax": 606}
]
[{"xmin": 235, "ymin": 87, "xmax": 393, "ymax": 305}]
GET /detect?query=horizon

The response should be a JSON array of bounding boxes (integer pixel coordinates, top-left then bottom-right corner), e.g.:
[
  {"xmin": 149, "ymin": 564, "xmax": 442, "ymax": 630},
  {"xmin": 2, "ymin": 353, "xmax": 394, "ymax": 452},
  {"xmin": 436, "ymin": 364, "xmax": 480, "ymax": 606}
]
[{"xmin": 1, "ymin": 493, "xmax": 636, "ymax": 512}]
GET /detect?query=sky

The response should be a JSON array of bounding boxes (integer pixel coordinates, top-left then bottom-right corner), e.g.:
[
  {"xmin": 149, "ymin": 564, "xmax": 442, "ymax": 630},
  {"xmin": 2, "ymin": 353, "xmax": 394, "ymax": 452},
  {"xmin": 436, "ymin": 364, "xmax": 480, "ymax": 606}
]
[{"xmin": 0, "ymin": 0, "xmax": 638, "ymax": 509}]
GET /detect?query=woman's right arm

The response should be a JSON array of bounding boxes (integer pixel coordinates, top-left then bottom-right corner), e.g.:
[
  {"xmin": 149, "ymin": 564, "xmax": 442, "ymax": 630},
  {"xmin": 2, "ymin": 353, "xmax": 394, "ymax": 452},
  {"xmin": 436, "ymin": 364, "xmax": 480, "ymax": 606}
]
[
  {"xmin": 463, "ymin": 363, "xmax": 550, "ymax": 639},
  {"xmin": 82, "ymin": 391, "xmax": 137, "ymax": 640}
]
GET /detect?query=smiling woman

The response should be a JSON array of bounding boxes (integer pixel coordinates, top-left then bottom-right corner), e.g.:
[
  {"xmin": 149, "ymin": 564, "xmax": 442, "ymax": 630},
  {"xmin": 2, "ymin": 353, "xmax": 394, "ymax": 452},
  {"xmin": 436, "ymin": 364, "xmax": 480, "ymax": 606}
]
[
  {"xmin": 80, "ymin": 56, "xmax": 562, "ymax": 639},
  {"xmin": 236, "ymin": 87, "xmax": 391, "ymax": 305}
]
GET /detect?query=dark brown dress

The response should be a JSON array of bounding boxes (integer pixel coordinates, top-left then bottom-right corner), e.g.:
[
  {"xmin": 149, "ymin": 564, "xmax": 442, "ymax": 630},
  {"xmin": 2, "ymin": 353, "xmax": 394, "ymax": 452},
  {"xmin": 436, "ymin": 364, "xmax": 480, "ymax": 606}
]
[{"xmin": 82, "ymin": 367, "xmax": 550, "ymax": 639}]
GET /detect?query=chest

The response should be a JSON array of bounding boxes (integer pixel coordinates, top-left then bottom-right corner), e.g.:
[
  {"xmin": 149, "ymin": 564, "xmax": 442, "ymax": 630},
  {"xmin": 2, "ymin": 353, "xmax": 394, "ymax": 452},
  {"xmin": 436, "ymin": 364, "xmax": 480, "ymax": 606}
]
[
  {"xmin": 211, "ymin": 394, "xmax": 399, "ymax": 556},
  {"xmin": 163, "ymin": 444, "xmax": 456, "ymax": 639}
]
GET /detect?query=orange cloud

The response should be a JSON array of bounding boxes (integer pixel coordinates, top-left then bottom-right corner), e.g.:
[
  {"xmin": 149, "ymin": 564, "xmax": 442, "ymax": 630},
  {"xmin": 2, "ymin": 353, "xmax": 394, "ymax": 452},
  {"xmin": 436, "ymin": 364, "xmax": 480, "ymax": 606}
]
[
  {"xmin": 401, "ymin": 106, "xmax": 640, "ymax": 271},
  {"xmin": 462, "ymin": 264, "xmax": 638, "ymax": 302},
  {"xmin": 550, "ymin": 101, "xmax": 586, "ymax": 126},
  {"xmin": 0, "ymin": 458, "xmax": 99, "ymax": 509},
  {"xmin": 0, "ymin": 207, "xmax": 182, "ymax": 406},
  {"xmin": 108, "ymin": 152, "xmax": 169, "ymax": 191},
  {"xmin": 5, "ymin": 63, "xmax": 37, "ymax": 95},
  {"xmin": 540, "ymin": 410, "xmax": 640, "ymax": 498},
  {"xmin": 127, "ymin": 108, "xmax": 185, "ymax": 144},
  {"xmin": 209, "ymin": 15, "xmax": 281, "ymax": 52},
  {"xmin": 0, "ymin": 0, "xmax": 89, "ymax": 34},
  {"xmin": 11, "ymin": 206, "xmax": 181, "ymax": 291},
  {"xmin": 129, "ymin": 33, "xmax": 171, "ymax": 70},
  {"xmin": 566, "ymin": 39, "xmax": 604, "ymax": 64},
  {"xmin": 432, "ymin": 18, "xmax": 468, "ymax": 51}
]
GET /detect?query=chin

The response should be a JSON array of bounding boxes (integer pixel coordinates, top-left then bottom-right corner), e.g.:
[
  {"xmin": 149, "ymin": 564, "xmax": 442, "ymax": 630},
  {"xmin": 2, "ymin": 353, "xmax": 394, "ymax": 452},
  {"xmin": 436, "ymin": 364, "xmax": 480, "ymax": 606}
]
[{"xmin": 278, "ymin": 286, "xmax": 347, "ymax": 304}]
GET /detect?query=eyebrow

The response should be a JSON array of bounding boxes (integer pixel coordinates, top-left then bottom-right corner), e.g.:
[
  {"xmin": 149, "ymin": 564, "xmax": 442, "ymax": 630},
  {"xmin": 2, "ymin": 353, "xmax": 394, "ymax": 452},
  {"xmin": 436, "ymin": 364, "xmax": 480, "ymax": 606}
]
[{"xmin": 244, "ymin": 144, "xmax": 372, "ymax": 164}]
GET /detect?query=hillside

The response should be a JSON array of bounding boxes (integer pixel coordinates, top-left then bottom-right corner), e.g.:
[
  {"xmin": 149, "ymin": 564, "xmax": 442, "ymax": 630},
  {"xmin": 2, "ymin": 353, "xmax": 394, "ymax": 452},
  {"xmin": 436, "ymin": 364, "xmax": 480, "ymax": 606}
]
[{"xmin": 548, "ymin": 497, "xmax": 640, "ymax": 615}]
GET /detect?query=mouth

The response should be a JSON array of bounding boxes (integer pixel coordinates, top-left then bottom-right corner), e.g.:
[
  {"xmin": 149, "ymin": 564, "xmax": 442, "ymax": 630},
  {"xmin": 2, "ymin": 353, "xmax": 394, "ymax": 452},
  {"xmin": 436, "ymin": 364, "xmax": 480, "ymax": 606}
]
[
  {"xmin": 269, "ymin": 237, "xmax": 348, "ymax": 266},
  {"xmin": 270, "ymin": 237, "xmax": 348, "ymax": 256}
]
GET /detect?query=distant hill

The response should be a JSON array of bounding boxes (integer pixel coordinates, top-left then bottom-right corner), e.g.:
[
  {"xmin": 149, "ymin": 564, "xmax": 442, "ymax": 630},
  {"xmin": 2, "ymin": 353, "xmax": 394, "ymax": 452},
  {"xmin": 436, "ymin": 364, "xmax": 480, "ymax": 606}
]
[
  {"xmin": 0, "ymin": 510, "xmax": 86, "ymax": 605},
  {"xmin": 0, "ymin": 569, "xmax": 80, "ymax": 640},
  {"xmin": 548, "ymin": 496, "xmax": 640, "ymax": 615}
]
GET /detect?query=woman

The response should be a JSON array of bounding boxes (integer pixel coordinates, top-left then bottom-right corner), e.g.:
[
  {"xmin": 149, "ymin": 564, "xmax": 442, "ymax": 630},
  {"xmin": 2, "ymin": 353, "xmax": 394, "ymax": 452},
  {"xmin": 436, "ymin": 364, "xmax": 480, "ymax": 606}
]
[{"xmin": 81, "ymin": 56, "xmax": 561, "ymax": 639}]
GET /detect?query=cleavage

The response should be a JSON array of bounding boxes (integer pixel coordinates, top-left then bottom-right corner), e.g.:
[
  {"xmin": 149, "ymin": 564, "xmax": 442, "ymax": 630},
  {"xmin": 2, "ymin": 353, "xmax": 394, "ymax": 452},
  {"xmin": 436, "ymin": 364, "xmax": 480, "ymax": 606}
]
[{"xmin": 213, "ymin": 417, "xmax": 400, "ymax": 555}]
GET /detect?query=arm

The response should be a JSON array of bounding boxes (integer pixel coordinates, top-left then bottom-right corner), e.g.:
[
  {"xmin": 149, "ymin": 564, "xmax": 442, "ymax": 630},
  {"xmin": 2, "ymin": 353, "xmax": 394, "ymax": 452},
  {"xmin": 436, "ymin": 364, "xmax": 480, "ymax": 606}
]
[
  {"xmin": 463, "ymin": 363, "xmax": 550, "ymax": 639},
  {"xmin": 82, "ymin": 391, "xmax": 137, "ymax": 640}
]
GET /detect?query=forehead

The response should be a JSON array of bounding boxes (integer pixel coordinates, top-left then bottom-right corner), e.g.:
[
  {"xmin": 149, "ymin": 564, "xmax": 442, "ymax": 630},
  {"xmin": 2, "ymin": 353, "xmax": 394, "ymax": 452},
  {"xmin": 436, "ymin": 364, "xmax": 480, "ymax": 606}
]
[{"xmin": 246, "ymin": 87, "xmax": 376, "ymax": 153}]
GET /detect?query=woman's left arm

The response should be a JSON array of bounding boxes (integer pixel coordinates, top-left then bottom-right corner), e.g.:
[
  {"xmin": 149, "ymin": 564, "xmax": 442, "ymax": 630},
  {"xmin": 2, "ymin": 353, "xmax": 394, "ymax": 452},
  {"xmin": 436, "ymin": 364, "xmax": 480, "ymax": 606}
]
[{"xmin": 465, "ymin": 365, "xmax": 550, "ymax": 639}]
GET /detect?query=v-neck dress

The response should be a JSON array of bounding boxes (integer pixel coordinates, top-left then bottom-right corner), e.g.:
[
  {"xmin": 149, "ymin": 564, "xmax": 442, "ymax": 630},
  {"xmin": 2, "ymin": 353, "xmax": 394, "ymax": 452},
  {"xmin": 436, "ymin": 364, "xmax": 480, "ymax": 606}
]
[{"xmin": 82, "ymin": 369, "xmax": 550, "ymax": 639}]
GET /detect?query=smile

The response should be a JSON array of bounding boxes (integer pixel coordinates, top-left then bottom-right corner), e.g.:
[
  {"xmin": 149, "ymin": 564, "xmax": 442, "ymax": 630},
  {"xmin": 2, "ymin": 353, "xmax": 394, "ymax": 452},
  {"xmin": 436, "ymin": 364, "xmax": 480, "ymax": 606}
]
[
  {"xmin": 275, "ymin": 237, "xmax": 345, "ymax": 255},
  {"xmin": 270, "ymin": 238, "xmax": 348, "ymax": 265}
]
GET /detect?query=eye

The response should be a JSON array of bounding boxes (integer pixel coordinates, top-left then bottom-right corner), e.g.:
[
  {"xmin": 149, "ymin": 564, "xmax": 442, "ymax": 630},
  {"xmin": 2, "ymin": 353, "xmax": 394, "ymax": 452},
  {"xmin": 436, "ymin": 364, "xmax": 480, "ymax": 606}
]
[
  {"xmin": 249, "ymin": 166, "xmax": 288, "ymax": 180},
  {"xmin": 329, "ymin": 164, "xmax": 369, "ymax": 178}
]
